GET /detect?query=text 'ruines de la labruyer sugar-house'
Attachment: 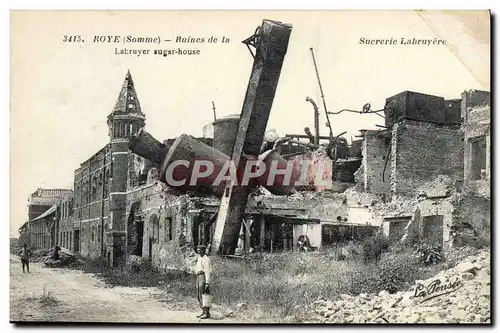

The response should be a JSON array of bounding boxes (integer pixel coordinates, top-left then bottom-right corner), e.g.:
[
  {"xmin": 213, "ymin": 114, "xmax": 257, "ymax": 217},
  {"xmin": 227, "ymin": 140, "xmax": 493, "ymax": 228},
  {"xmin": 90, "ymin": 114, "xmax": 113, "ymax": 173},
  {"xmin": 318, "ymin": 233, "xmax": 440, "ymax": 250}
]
[{"xmin": 19, "ymin": 70, "xmax": 490, "ymax": 272}]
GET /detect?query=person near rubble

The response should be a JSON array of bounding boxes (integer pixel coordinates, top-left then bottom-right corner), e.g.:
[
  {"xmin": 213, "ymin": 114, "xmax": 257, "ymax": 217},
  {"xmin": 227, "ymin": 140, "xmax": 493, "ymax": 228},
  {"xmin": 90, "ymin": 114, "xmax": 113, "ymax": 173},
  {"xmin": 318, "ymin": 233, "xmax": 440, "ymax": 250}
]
[
  {"xmin": 297, "ymin": 234, "xmax": 310, "ymax": 252},
  {"xmin": 194, "ymin": 244, "xmax": 212, "ymax": 319},
  {"xmin": 260, "ymin": 129, "xmax": 280, "ymax": 153},
  {"xmin": 50, "ymin": 245, "xmax": 61, "ymax": 261},
  {"xmin": 18, "ymin": 244, "xmax": 31, "ymax": 273}
]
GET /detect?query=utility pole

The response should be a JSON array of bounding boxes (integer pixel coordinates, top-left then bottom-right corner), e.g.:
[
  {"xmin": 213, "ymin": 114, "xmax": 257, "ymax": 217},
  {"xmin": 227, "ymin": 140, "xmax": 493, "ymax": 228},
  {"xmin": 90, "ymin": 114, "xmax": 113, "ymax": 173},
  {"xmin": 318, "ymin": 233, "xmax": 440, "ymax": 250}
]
[
  {"xmin": 212, "ymin": 101, "xmax": 217, "ymax": 121},
  {"xmin": 309, "ymin": 47, "xmax": 334, "ymax": 139}
]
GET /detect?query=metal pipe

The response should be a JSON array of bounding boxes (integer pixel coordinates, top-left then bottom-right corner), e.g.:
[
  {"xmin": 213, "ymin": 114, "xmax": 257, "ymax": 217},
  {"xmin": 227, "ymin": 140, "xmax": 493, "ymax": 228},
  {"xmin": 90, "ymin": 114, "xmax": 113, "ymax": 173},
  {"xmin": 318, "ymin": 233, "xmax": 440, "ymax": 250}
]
[
  {"xmin": 212, "ymin": 101, "xmax": 217, "ymax": 121},
  {"xmin": 305, "ymin": 96, "xmax": 320, "ymax": 145},
  {"xmin": 285, "ymin": 134, "xmax": 331, "ymax": 140},
  {"xmin": 309, "ymin": 47, "xmax": 333, "ymax": 139}
]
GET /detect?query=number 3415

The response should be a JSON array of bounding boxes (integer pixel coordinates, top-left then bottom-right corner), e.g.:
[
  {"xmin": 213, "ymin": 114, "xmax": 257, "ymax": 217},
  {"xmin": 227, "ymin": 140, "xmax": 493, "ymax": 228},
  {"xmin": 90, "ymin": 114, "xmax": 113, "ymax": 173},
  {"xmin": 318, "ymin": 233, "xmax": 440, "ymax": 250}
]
[{"xmin": 63, "ymin": 35, "xmax": 84, "ymax": 42}]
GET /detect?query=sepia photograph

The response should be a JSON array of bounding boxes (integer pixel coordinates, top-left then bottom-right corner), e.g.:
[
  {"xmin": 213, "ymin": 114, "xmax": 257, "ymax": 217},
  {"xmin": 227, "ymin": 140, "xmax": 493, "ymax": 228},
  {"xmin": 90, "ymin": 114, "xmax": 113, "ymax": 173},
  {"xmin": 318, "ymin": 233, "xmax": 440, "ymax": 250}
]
[{"xmin": 9, "ymin": 10, "xmax": 491, "ymax": 324}]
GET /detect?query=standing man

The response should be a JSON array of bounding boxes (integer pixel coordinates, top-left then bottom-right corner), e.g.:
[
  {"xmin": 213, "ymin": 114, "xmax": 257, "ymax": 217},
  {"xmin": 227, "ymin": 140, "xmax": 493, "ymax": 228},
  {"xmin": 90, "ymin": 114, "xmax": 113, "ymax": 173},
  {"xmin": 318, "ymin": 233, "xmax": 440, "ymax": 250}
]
[
  {"xmin": 18, "ymin": 244, "xmax": 31, "ymax": 273},
  {"xmin": 195, "ymin": 244, "xmax": 212, "ymax": 319}
]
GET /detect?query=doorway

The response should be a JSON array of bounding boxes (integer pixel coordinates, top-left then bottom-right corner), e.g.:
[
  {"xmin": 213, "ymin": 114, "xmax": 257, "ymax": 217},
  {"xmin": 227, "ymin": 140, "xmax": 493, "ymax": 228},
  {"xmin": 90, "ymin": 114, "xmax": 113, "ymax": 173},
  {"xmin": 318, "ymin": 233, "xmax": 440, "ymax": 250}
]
[
  {"xmin": 73, "ymin": 230, "xmax": 80, "ymax": 253},
  {"xmin": 422, "ymin": 215, "xmax": 444, "ymax": 248},
  {"xmin": 135, "ymin": 221, "xmax": 144, "ymax": 256}
]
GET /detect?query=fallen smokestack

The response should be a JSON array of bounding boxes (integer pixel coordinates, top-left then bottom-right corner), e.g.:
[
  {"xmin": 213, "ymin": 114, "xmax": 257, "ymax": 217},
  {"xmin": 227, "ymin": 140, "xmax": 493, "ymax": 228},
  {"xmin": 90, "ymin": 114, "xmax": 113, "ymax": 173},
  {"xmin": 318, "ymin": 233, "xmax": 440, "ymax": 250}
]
[
  {"xmin": 159, "ymin": 134, "xmax": 300, "ymax": 197},
  {"xmin": 128, "ymin": 128, "xmax": 171, "ymax": 166}
]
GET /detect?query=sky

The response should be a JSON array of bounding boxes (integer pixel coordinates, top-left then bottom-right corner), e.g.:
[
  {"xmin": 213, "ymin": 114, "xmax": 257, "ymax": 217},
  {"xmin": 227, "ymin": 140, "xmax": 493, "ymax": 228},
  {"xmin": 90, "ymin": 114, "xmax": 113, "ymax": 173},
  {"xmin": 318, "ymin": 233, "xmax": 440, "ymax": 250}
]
[{"xmin": 10, "ymin": 10, "xmax": 490, "ymax": 236}]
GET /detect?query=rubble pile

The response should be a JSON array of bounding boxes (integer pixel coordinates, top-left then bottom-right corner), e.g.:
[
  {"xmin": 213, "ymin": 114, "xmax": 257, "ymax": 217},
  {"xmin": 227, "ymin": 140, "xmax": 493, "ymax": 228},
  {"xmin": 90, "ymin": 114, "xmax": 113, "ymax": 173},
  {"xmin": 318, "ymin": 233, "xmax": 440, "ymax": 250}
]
[
  {"xmin": 30, "ymin": 248, "xmax": 53, "ymax": 262},
  {"xmin": 30, "ymin": 247, "xmax": 79, "ymax": 267},
  {"xmin": 309, "ymin": 250, "xmax": 490, "ymax": 323}
]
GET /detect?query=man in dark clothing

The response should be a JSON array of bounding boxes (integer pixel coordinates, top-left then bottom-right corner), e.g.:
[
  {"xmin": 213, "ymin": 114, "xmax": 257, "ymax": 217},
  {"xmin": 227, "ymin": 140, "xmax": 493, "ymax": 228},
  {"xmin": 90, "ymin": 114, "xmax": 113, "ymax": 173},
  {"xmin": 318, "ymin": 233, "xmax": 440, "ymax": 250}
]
[
  {"xmin": 18, "ymin": 244, "xmax": 31, "ymax": 273},
  {"xmin": 50, "ymin": 245, "xmax": 61, "ymax": 260}
]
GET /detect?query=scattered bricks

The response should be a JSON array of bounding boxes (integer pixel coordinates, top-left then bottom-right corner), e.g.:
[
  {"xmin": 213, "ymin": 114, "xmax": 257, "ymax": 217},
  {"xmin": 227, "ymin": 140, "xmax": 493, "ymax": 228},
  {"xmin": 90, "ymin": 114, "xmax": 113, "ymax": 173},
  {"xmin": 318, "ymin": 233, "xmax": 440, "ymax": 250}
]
[
  {"xmin": 236, "ymin": 302, "xmax": 248, "ymax": 310},
  {"xmin": 306, "ymin": 249, "xmax": 490, "ymax": 323},
  {"xmin": 455, "ymin": 261, "xmax": 481, "ymax": 275}
]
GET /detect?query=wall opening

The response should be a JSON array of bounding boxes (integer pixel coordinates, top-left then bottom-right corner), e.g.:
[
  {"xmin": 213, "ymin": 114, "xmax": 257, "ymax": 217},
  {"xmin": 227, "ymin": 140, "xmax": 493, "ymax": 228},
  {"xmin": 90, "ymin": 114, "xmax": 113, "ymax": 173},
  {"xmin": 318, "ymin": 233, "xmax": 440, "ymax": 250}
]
[
  {"xmin": 385, "ymin": 217, "xmax": 411, "ymax": 242},
  {"xmin": 470, "ymin": 136, "xmax": 487, "ymax": 180},
  {"xmin": 165, "ymin": 217, "xmax": 173, "ymax": 242},
  {"xmin": 135, "ymin": 221, "xmax": 144, "ymax": 256},
  {"xmin": 73, "ymin": 230, "xmax": 80, "ymax": 253},
  {"xmin": 422, "ymin": 215, "xmax": 444, "ymax": 248}
]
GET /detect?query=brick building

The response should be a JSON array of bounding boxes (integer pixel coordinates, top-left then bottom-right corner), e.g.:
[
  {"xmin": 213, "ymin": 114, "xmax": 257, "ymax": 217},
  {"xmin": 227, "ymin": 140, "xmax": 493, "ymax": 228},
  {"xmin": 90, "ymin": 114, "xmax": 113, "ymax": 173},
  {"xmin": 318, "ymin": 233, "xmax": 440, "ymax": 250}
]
[
  {"xmin": 69, "ymin": 70, "xmax": 149, "ymax": 265},
  {"xmin": 27, "ymin": 188, "xmax": 73, "ymax": 221}
]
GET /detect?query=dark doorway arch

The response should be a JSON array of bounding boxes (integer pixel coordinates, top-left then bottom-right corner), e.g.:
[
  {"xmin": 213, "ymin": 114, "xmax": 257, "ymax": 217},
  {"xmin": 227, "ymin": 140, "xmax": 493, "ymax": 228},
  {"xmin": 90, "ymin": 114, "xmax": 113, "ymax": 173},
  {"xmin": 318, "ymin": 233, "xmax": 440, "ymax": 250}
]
[{"xmin": 127, "ymin": 201, "xmax": 144, "ymax": 256}]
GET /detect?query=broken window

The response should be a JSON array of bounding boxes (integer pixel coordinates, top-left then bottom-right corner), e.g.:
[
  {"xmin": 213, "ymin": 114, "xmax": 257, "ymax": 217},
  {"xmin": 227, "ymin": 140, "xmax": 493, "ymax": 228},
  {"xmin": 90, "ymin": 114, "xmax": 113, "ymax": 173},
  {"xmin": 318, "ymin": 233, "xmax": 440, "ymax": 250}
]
[
  {"xmin": 470, "ymin": 137, "xmax": 487, "ymax": 180},
  {"xmin": 165, "ymin": 217, "xmax": 173, "ymax": 241},
  {"xmin": 150, "ymin": 215, "xmax": 159, "ymax": 243}
]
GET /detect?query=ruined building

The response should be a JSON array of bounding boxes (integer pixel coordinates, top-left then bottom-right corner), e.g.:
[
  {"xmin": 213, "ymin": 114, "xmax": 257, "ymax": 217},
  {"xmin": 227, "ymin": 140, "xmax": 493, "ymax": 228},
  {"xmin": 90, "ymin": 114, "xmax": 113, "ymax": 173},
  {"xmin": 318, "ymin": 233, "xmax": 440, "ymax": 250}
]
[
  {"xmin": 19, "ymin": 189, "xmax": 73, "ymax": 248},
  {"xmin": 19, "ymin": 70, "xmax": 490, "ymax": 272}
]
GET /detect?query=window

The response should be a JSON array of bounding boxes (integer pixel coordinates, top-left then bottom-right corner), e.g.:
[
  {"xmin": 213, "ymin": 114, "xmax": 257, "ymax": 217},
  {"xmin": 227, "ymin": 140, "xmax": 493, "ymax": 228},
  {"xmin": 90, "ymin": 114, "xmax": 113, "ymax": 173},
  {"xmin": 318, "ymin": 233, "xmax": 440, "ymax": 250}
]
[
  {"xmin": 92, "ymin": 176, "xmax": 97, "ymax": 200},
  {"xmin": 153, "ymin": 220, "xmax": 159, "ymax": 242},
  {"xmin": 470, "ymin": 137, "xmax": 487, "ymax": 180},
  {"xmin": 165, "ymin": 217, "xmax": 173, "ymax": 241},
  {"xmin": 149, "ymin": 215, "xmax": 160, "ymax": 243},
  {"xmin": 128, "ymin": 103, "xmax": 134, "ymax": 109}
]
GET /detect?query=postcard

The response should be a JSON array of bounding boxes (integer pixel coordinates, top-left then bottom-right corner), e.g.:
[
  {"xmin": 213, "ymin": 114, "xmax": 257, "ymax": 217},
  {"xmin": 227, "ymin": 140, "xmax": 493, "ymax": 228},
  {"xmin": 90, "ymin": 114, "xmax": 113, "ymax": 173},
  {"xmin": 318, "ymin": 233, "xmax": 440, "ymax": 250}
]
[{"xmin": 10, "ymin": 10, "xmax": 491, "ymax": 324}]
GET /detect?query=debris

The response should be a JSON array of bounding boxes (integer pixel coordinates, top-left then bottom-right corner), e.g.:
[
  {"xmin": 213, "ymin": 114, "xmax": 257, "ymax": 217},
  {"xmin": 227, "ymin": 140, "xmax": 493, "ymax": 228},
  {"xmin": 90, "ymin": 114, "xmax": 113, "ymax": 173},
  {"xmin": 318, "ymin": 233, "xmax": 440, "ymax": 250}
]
[
  {"xmin": 236, "ymin": 302, "xmax": 248, "ymax": 310},
  {"xmin": 309, "ymin": 249, "xmax": 490, "ymax": 323}
]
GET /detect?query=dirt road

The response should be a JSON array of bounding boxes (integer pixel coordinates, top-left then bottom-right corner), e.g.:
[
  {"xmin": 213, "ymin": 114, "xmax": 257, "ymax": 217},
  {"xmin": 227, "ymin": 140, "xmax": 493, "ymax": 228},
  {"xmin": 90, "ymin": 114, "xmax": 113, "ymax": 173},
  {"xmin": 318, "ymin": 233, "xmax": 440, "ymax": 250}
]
[{"xmin": 9, "ymin": 255, "xmax": 237, "ymax": 323}]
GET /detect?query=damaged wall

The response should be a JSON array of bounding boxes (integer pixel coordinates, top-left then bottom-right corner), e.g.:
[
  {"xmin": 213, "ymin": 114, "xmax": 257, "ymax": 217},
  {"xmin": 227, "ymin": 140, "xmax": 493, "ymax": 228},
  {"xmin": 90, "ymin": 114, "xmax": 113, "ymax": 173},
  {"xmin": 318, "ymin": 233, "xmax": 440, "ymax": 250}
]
[
  {"xmin": 362, "ymin": 131, "xmax": 391, "ymax": 198},
  {"xmin": 451, "ymin": 194, "xmax": 490, "ymax": 248},
  {"xmin": 391, "ymin": 121, "xmax": 463, "ymax": 198},
  {"xmin": 125, "ymin": 174, "xmax": 216, "ymax": 272},
  {"xmin": 463, "ymin": 104, "xmax": 490, "ymax": 197}
]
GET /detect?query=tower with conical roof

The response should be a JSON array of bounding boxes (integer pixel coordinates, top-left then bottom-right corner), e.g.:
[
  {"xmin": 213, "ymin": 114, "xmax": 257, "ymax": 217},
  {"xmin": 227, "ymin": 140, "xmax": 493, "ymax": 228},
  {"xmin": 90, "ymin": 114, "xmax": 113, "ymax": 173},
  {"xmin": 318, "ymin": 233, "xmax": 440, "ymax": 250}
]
[
  {"xmin": 107, "ymin": 70, "xmax": 146, "ymax": 139},
  {"xmin": 105, "ymin": 70, "xmax": 146, "ymax": 267}
]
